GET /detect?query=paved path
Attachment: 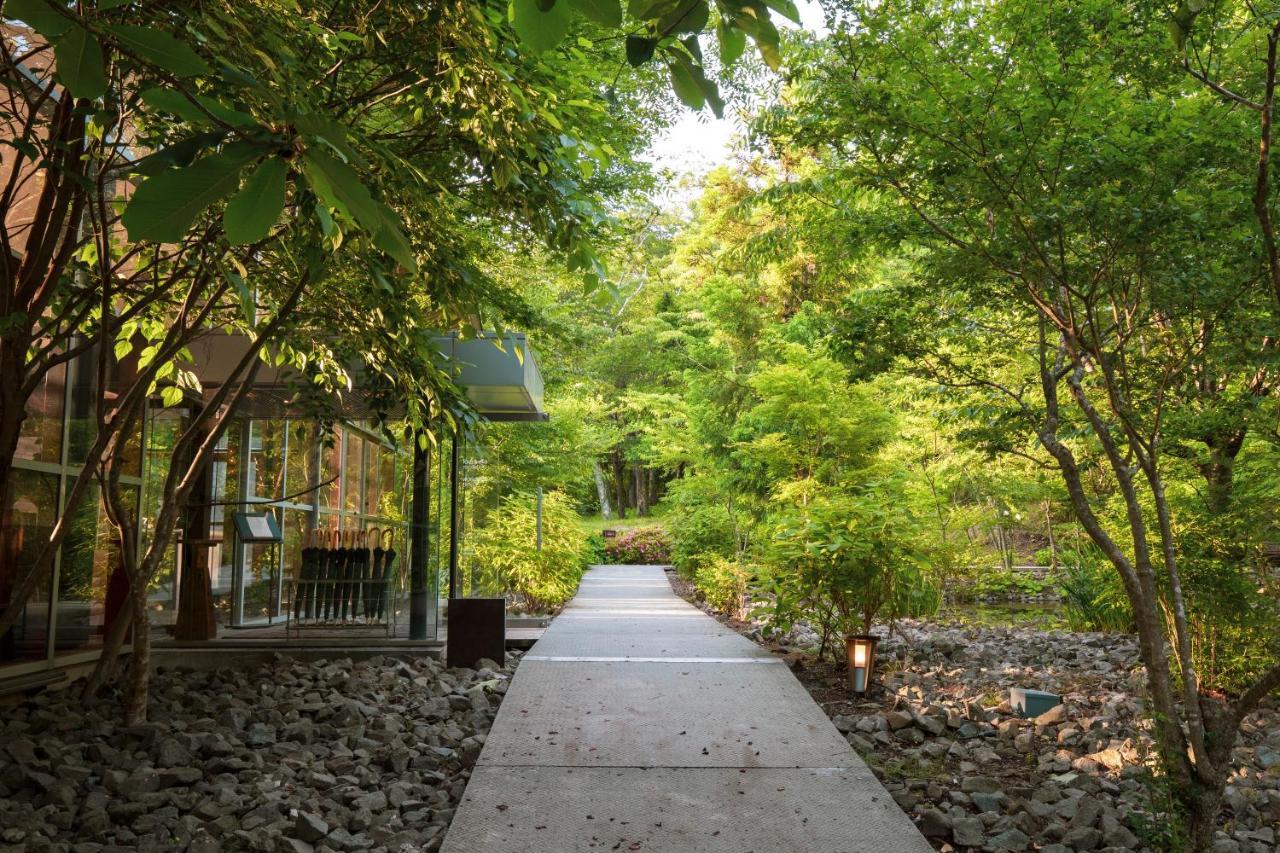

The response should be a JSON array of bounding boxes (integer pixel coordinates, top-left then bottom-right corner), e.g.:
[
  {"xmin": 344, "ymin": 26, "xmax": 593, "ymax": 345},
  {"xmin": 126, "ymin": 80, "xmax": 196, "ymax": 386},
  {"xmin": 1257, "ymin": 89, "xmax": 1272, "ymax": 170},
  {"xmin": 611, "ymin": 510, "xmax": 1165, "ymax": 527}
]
[{"xmin": 441, "ymin": 565, "xmax": 934, "ymax": 853}]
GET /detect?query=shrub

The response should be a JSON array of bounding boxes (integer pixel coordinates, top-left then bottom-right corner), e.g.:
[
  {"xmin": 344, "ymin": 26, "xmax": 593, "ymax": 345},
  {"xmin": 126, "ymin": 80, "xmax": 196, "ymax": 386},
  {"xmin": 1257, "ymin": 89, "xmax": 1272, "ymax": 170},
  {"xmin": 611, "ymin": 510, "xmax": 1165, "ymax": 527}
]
[
  {"xmin": 602, "ymin": 526, "xmax": 672, "ymax": 564},
  {"xmin": 970, "ymin": 567, "xmax": 1049, "ymax": 599},
  {"xmin": 664, "ymin": 475, "xmax": 740, "ymax": 579},
  {"xmin": 471, "ymin": 490, "xmax": 589, "ymax": 612},
  {"xmin": 1059, "ymin": 558, "xmax": 1134, "ymax": 634},
  {"xmin": 763, "ymin": 489, "xmax": 941, "ymax": 660},
  {"xmin": 585, "ymin": 532, "xmax": 607, "ymax": 565},
  {"xmin": 694, "ymin": 554, "xmax": 751, "ymax": 619}
]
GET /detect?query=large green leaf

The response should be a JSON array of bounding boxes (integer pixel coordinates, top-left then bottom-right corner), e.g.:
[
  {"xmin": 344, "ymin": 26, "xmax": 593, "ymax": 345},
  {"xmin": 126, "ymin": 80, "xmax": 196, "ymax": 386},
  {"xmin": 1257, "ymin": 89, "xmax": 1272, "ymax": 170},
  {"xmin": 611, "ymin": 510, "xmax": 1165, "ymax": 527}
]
[
  {"xmin": 510, "ymin": 0, "xmax": 572, "ymax": 54},
  {"xmin": 108, "ymin": 24, "xmax": 210, "ymax": 76},
  {"xmin": 669, "ymin": 59, "xmax": 704, "ymax": 110},
  {"xmin": 302, "ymin": 149, "xmax": 415, "ymax": 271},
  {"xmin": 122, "ymin": 143, "xmax": 263, "ymax": 242},
  {"xmin": 717, "ymin": 19, "xmax": 746, "ymax": 65},
  {"xmin": 140, "ymin": 87, "xmax": 256, "ymax": 128},
  {"xmin": 567, "ymin": 0, "xmax": 621, "ymax": 26},
  {"xmin": 763, "ymin": 0, "xmax": 801, "ymax": 24},
  {"xmin": 658, "ymin": 0, "xmax": 707, "ymax": 35},
  {"xmin": 54, "ymin": 24, "xmax": 107, "ymax": 100},
  {"xmin": 224, "ymin": 156, "xmax": 287, "ymax": 245},
  {"xmin": 5, "ymin": 0, "xmax": 73, "ymax": 37},
  {"xmin": 625, "ymin": 35, "xmax": 657, "ymax": 66}
]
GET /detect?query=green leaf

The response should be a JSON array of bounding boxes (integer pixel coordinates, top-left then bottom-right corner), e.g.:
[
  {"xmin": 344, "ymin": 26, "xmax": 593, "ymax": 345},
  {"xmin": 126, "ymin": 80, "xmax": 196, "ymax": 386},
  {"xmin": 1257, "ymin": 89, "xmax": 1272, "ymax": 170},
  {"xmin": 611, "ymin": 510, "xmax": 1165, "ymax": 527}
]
[
  {"xmin": 567, "ymin": 0, "xmax": 621, "ymax": 26},
  {"xmin": 54, "ymin": 24, "xmax": 107, "ymax": 100},
  {"xmin": 302, "ymin": 149, "xmax": 415, "ymax": 271},
  {"xmin": 5, "ymin": 0, "xmax": 73, "ymax": 37},
  {"xmin": 510, "ymin": 0, "xmax": 572, "ymax": 54},
  {"xmin": 658, "ymin": 0, "xmax": 707, "ymax": 35},
  {"xmin": 293, "ymin": 112, "xmax": 364, "ymax": 166},
  {"xmin": 122, "ymin": 142, "xmax": 263, "ymax": 242},
  {"xmin": 697, "ymin": 72, "xmax": 724, "ymax": 118},
  {"xmin": 669, "ymin": 59, "xmax": 704, "ymax": 110},
  {"xmin": 140, "ymin": 87, "xmax": 208, "ymax": 124},
  {"xmin": 625, "ymin": 35, "xmax": 657, "ymax": 66},
  {"xmin": 763, "ymin": 0, "xmax": 801, "ymax": 24},
  {"xmin": 160, "ymin": 385, "xmax": 184, "ymax": 407},
  {"xmin": 224, "ymin": 156, "xmax": 287, "ymax": 245},
  {"xmin": 717, "ymin": 19, "xmax": 745, "ymax": 65},
  {"xmin": 370, "ymin": 200, "xmax": 416, "ymax": 271},
  {"xmin": 131, "ymin": 131, "xmax": 227, "ymax": 176},
  {"xmin": 107, "ymin": 24, "xmax": 210, "ymax": 76}
]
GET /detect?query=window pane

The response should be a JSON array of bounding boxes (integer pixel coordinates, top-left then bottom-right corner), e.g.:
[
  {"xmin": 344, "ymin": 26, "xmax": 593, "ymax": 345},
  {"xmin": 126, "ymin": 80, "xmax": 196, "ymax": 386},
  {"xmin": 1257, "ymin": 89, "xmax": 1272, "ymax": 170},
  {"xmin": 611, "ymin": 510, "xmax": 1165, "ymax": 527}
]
[
  {"xmin": 66, "ymin": 351, "xmax": 141, "ymax": 475},
  {"xmin": 319, "ymin": 429, "xmax": 342, "ymax": 510},
  {"xmin": 142, "ymin": 411, "xmax": 183, "ymax": 628},
  {"xmin": 285, "ymin": 421, "xmax": 320, "ymax": 508},
  {"xmin": 1, "ymin": 469, "xmax": 56, "ymax": 664},
  {"xmin": 249, "ymin": 420, "xmax": 287, "ymax": 501},
  {"xmin": 56, "ymin": 485, "xmax": 136, "ymax": 653},
  {"xmin": 364, "ymin": 447, "xmax": 385, "ymax": 516},
  {"xmin": 17, "ymin": 361, "xmax": 65, "ymax": 464},
  {"xmin": 208, "ymin": 426, "xmax": 242, "ymax": 625},
  {"xmin": 344, "ymin": 433, "xmax": 364, "ymax": 514}
]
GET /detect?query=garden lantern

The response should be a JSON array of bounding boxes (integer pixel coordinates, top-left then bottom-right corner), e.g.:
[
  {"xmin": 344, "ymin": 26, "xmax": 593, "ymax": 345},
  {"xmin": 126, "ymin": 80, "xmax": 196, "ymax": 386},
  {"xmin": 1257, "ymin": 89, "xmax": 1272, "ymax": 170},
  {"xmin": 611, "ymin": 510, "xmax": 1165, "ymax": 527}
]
[{"xmin": 846, "ymin": 634, "xmax": 879, "ymax": 694}]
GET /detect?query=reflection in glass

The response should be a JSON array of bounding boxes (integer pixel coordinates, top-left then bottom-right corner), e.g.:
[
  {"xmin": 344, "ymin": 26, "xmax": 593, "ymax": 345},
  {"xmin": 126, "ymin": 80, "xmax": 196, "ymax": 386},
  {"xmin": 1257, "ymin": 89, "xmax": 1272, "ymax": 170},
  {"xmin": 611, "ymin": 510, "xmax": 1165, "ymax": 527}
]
[
  {"xmin": 285, "ymin": 421, "xmax": 319, "ymax": 508},
  {"xmin": 57, "ymin": 486, "xmax": 137, "ymax": 653},
  {"xmin": 208, "ymin": 428, "xmax": 242, "ymax": 624},
  {"xmin": 16, "ymin": 361, "xmax": 65, "ymax": 464},
  {"xmin": 249, "ymin": 420, "xmax": 287, "ymax": 500},
  {"xmin": 320, "ymin": 429, "xmax": 341, "ymax": 509},
  {"xmin": 142, "ymin": 411, "xmax": 183, "ymax": 627},
  {"xmin": 344, "ymin": 433, "xmax": 364, "ymax": 514},
  {"xmin": 1, "ymin": 469, "xmax": 56, "ymax": 663}
]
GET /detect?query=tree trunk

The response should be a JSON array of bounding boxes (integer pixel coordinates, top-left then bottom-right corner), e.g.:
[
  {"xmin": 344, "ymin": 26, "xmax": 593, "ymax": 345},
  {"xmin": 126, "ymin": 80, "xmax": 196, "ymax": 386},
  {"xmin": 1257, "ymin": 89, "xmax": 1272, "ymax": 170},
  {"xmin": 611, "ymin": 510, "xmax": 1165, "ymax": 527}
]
[
  {"xmin": 122, "ymin": 581, "xmax": 151, "ymax": 725},
  {"xmin": 611, "ymin": 450, "xmax": 627, "ymax": 519},
  {"xmin": 593, "ymin": 461, "xmax": 613, "ymax": 520},
  {"xmin": 633, "ymin": 465, "xmax": 648, "ymax": 516}
]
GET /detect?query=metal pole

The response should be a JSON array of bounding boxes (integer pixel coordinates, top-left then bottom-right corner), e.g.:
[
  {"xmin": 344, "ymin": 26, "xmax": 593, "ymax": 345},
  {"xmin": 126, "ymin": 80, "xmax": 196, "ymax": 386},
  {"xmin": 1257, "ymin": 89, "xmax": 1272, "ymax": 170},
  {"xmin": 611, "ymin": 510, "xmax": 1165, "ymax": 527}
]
[
  {"xmin": 448, "ymin": 431, "xmax": 460, "ymax": 600},
  {"xmin": 536, "ymin": 486, "xmax": 543, "ymax": 551},
  {"xmin": 408, "ymin": 435, "xmax": 430, "ymax": 640}
]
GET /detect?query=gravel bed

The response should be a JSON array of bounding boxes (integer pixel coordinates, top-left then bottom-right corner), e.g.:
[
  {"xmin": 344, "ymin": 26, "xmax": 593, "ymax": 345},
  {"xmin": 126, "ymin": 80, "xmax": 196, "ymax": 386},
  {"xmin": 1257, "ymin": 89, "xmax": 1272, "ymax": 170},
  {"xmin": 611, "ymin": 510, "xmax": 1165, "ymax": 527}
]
[
  {"xmin": 0, "ymin": 651, "xmax": 520, "ymax": 852},
  {"xmin": 667, "ymin": 569, "xmax": 1280, "ymax": 853}
]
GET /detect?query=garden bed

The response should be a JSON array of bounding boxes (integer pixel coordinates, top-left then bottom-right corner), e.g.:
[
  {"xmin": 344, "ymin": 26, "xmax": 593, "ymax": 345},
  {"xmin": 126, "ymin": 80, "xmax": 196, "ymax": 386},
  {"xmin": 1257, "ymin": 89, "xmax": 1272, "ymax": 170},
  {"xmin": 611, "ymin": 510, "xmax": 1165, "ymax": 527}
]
[
  {"xmin": 0, "ymin": 652, "xmax": 521, "ymax": 852},
  {"xmin": 667, "ymin": 570, "xmax": 1280, "ymax": 853}
]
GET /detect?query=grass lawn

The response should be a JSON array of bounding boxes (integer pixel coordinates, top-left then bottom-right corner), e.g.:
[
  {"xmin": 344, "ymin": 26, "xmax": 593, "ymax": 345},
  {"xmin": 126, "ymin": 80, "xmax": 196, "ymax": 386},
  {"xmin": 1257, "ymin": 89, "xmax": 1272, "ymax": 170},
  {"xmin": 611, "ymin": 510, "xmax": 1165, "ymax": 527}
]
[{"xmin": 578, "ymin": 508, "xmax": 670, "ymax": 535}]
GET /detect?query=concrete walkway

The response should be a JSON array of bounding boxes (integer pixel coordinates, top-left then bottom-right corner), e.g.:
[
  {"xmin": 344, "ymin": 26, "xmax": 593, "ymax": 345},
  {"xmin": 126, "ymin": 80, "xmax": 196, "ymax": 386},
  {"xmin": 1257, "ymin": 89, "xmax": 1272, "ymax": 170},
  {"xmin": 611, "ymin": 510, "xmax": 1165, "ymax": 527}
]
[{"xmin": 440, "ymin": 565, "xmax": 934, "ymax": 853}]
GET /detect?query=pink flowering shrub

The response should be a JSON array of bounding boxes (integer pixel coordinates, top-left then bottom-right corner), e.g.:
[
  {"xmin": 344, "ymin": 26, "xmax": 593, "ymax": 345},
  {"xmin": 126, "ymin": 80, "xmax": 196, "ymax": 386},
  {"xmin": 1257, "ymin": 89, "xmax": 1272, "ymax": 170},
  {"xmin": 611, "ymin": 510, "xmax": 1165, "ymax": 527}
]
[{"xmin": 602, "ymin": 526, "xmax": 672, "ymax": 564}]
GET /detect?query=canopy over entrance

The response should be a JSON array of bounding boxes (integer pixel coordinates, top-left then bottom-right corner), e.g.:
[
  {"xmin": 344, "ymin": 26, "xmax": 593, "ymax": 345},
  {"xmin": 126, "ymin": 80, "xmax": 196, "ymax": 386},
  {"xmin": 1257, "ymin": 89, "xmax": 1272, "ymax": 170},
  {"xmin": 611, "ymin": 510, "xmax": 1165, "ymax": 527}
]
[{"xmin": 185, "ymin": 330, "xmax": 547, "ymax": 422}]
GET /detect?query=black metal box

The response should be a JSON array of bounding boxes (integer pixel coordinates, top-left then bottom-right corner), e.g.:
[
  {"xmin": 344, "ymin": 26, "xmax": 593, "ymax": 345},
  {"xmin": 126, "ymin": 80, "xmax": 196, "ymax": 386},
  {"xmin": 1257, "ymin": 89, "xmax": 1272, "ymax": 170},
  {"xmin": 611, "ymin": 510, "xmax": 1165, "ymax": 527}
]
[{"xmin": 446, "ymin": 598, "xmax": 506, "ymax": 669}]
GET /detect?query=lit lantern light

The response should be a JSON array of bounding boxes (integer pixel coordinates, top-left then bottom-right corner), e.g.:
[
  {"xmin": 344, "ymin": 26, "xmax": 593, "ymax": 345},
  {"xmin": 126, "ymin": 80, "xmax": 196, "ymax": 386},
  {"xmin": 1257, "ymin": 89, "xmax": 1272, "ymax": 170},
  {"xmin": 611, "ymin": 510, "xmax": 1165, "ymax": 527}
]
[{"xmin": 846, "ymin": 634, "xmax": 879, "ymax": 695}]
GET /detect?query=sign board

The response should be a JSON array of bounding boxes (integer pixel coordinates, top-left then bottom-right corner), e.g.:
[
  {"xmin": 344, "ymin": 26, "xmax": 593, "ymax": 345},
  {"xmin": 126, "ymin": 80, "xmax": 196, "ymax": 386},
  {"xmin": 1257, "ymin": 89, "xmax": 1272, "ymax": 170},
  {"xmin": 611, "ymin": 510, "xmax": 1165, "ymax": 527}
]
[
  {"xmin": 233, "ymin": 511, "xmax": 282, "ymax": 544},
  {"xmin": 602, "ymin": 529, "xmax": 617, "ymax": 538}
]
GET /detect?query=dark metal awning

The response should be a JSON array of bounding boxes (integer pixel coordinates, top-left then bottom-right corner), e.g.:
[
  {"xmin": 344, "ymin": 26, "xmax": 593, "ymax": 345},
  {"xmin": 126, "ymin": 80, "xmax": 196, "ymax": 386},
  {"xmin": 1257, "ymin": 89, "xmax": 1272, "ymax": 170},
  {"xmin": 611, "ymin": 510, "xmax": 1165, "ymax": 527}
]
[{"xmin": 182, "ymin": 330, "xmax": 548, "ymax": 423}]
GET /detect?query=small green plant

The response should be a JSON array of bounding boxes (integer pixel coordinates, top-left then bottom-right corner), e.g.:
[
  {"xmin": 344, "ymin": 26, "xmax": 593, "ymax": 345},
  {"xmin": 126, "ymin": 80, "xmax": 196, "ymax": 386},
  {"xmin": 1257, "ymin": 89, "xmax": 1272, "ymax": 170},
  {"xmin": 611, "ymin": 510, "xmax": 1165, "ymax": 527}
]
[
  {"xmin": 1059, "ymin": 560, "xmax": 1134, "ymax": 634},
  {"xmin": 971, "ymin": 567, "xmax": 1048, "ymax": 599},
  {"xmin": 694, "ymin": 554, "xmax": 751, "ymax": 618},
  {"xmin": 471, "ymin": 490, "xmax": 590, "ymax": 612}
]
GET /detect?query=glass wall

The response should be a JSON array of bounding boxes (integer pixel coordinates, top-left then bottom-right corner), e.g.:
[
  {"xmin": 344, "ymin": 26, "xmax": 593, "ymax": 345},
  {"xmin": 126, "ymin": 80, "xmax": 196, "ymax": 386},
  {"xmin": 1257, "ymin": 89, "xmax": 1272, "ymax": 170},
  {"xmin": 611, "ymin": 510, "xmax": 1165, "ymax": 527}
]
[
  {"xmin": 2, "ymin": 350, "xmax": 147, "ymax": 675},
  {"xmin": 2, "ymin": 372, "xmax": 421, "ymax": 677}
]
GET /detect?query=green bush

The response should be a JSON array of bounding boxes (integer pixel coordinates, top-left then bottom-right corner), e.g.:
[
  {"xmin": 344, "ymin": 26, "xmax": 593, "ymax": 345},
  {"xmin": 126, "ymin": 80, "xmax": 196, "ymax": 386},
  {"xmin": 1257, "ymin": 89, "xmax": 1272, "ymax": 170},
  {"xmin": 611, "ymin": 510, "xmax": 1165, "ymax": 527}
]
[
  {"xmin": 694, "ymin": 554, "xmax": 751, "ymax": 618},
  {"xmin": 471, "ymin": 490, "xmax": 589, "ymax": 612},
  {"xmin": 585, "ymin": 532, "xmax": 607, "ymax": 565},
  {"xmin": 763, "ymin": 489, "xmax": 941, "ymax": 660},
  {"xmin": 664, "ymin": 475, "xmax": 740, "ymax": 579},
  {"xmin": 602, "ymin": 526, "xmax": 672, "ymax": 564},
  {"xmin": 971, "ymin": 567, "xmax": 1049, "ymax": 599},
  {"xmin": 1059, "ymin": 559, "xmax": 1134, "ymax": 634}
]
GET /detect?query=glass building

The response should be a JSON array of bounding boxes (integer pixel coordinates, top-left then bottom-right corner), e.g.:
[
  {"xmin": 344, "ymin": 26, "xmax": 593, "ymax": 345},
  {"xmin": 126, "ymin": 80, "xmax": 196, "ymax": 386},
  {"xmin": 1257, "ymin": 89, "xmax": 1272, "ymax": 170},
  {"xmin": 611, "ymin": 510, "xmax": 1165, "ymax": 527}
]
[{"xmin": 0, "ymin": 333, "xmax": 544, "ymax": 684}]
